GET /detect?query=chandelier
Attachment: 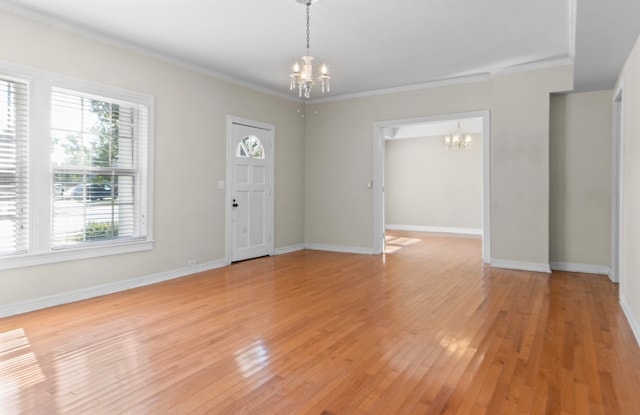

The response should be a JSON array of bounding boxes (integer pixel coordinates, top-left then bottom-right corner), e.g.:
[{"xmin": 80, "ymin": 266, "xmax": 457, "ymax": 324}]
[
  {"xmin": 289, "ymin": 0, "xmax": 330, "ymax": 99},
  {"xmin": 444, "ymin": 122, "xmax": 472, "ymax": 150}
]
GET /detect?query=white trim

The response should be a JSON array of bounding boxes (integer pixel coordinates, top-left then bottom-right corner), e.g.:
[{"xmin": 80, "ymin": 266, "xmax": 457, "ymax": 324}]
[
  {"xmin": 373, "ymin": 110, "xmax": 491, "ymax": 263},
  {"xmin": 610, "ymin": 86, "xmax": 624, "ymax": 283},
  {"xmin": 275, "ymin": 244, "xmax": 305, "ymax": 255},
  {"xmin": 307, "ymin": 74, "xmax": 491, "ymax": 104},
  {"xmin": 550, "ymin": 262, "xmax": 610, "ymax": 275},
  {"xmin": 0, "ymin": 59, "xmax": 153, "ymax": 104},
  {"xmin": 0, "ymin": 2, "xmax": 301, "ymax": 104},
  {"xmin": 0, "ymin": 240, "xmax": 153, "ymax": 271},
  {"xmin": 490, "ymin": 259, "xmax": 551, "ymax": 273},
  {"xmin": 492, "ymin": 58, "xmax": 574, "ymax": 76},
  {"xmin": 482, "ymin": 112, "xmax": 491, "ymax": 262},
  {"xmin": 620, "ymin": 294, "xmax": 640, "ymax": 348},
  {"xmin": 304, "ymin": 243, "xmax": 375, "ymax": 255},
  {"xmin": 0, "ymin": 3, "xmax": 576, "ymax": 105},
  {"xmin": 386, "ymin": 224, "xmax": 482, "ymax": 236},
  {"xmin": 0, "ymin": 258, "xmax": 227, "ymax": 318},
  {"xmin": 308, "ymin": 60, "xmax": 573, "ymax": 105},
  {"xmin": 568, "ymin": 0, "xmax": 577, "ymax": 60}
]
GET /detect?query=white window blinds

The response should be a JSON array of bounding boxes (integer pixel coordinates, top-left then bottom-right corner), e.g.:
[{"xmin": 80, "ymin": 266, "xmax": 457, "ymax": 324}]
[
  {"xmin": 50, "ymin": 88, "xmax": 149, "ymax": 248},
  {"xmin": 0, "ymin": 77, "xmax": 28, "ymax": 255}
]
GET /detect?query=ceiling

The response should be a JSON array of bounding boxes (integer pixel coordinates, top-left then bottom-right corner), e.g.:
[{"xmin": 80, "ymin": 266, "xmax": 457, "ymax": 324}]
[{"xmin": 1, "ymin": 0, "xmax": 639, "ymax": 101}]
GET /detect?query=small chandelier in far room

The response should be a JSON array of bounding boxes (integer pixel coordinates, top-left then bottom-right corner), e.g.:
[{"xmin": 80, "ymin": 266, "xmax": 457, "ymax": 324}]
[
  {"xmin": 444, "ymin": 121, "xmax": 472, "ymax": 150},
  {"xmin": 289, "ymin": 0, "xmax": 330, "ymax": 99}
]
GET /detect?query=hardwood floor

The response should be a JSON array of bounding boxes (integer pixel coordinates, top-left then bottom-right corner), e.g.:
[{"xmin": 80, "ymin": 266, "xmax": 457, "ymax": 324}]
[{"xmin": 1, "ymin": 231, "xmax": 640, "ymax": 414}]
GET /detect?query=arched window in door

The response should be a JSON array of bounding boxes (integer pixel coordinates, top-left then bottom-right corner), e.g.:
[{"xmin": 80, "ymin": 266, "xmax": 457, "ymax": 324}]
[{"xmin": 236, "ymin": 135, "xmax": 265, "ymax": 159}]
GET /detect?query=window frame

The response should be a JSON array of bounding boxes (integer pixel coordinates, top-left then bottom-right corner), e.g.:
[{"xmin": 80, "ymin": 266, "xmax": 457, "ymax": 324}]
[{"xmin": 0, "ymin": 61, "xmax": 154, "ymax": 271}]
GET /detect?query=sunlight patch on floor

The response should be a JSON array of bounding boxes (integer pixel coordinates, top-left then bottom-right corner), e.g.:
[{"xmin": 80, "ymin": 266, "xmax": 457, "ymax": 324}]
[
  {"xmin": 0, "ymin": 328, "xmax": 46, "ymax": 412},
  {"xmin": 384, "ymin": 235, "xmax": 422, "ymax": 253}
]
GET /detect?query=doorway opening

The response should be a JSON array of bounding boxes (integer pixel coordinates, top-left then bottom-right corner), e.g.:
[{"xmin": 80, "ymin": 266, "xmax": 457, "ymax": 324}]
[{"xmin": 373, "ymin": 111, "xmax": 491, "ymax": 262}]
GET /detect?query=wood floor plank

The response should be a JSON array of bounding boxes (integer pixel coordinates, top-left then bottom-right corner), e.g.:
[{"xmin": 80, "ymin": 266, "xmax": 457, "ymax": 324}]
[{"xmin": 1, "ymin": 231, "xmax": 640, "ymax": 414}]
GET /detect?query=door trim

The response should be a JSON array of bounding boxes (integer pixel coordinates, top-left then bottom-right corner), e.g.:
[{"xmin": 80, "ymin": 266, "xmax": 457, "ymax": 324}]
[
  {"xmin": 372, "ymin": 110, "xmax": 491, "ymax": 263},
  {"xmin": 610, "ymin": 86, "xmax": 623, "ymax": 283},
  {"xmin": 225, "ymin": 115, "xmax": 275, "ymax": 264}
]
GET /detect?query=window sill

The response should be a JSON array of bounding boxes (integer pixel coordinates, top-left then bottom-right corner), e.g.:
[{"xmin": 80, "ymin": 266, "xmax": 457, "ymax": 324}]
[{"xmin": 0, "ymin": 239, "xmax": 154, "ymax": 271}]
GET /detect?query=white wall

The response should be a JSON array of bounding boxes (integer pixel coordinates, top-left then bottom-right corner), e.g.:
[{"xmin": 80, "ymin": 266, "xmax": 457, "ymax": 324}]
[
  {"xmin": 615, "ymin": 33, "xmax": 640, "ymax": 343},
  {"xmin": 305, "ymin": 66, "xmax": 573, "ymax": 269},
  {"xmin": 384, "ymin": 135, "xmax": 482, "ymax": 231},
  {"xmin": 549, "ymin": 91, "xmax": 612, "ymax": 271},
  {"xmin": 0, "ymin": 10, "xmax": 305, "ymax": 308}
]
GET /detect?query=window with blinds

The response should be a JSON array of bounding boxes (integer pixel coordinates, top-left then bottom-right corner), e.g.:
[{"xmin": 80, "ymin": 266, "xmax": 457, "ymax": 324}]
[
  {"xmin": 51, "ymin": 88, "xmax": 149, "ymax": 248},
  {"xmin": 0, "ymin": 64, "xmax": 152, "ymax": 269},
  {"xmin": 0, "ymin": 77, "xmax": 28, "ymax": 255}
]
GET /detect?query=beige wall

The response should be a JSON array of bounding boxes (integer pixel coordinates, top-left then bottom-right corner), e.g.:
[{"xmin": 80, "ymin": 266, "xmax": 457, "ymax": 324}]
[
  {"xmin": 384, "ymin": 135, "xmax": 482, "ymax": 230},
  {"xmin": 305, "ymin": 66, "xmax": 573, "ymax": 267},
  {"xmin": 616, "ymin": 33, "xmax": 640, "ymax": 340},
  {"xmin": 5, "ymin": 8, "xmax": 626, "ymax": 323},
  {"xmin": 0, "ymin": 10, "xmax": 305, "ymax": 306},
  {"xmin": 549, "ymin": 91, "xmax": 612, "ymax": 268}
]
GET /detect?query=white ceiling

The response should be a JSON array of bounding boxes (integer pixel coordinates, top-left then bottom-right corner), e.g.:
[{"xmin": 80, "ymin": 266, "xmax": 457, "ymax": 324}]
[{"xmin": 1, "ymin": 0, "xmax": 639, "ymax": 100}]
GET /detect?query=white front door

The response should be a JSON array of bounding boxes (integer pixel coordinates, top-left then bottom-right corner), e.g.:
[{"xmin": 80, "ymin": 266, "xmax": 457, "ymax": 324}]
[{"xmin": 227, "ymin": 117, "xmax": 274, "ymax": 262}]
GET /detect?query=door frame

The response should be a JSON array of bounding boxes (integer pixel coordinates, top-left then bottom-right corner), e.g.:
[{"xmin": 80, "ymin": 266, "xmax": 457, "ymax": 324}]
[
  {"xmin": 610, "ymin": 86, "xmax": 624, "ymax": 283},
  {"xmin": 225, "ymin": 115, "xmax": 275, "ymax": 264},
  {"xmin": 372, "ymin": 110, "xmax": 491, "ymax": 263}
]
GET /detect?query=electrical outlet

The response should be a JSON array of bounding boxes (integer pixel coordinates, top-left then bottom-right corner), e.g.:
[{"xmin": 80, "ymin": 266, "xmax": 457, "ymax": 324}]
[{"xmin": 188, "ymin": 259, "xmax": 197, "ymax": 268}]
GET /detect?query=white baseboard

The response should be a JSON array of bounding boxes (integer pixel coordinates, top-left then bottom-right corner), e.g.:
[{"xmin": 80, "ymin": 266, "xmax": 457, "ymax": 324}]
[
  {"xmin": 608, "ymin": 271, "xmax": 619, "ymax": 283},
  {"xmin": 490, "ymin": 259, "xmax": 551, "ymax": 273},
  {"xmin": 0, "ymin": 258, "xmax": 227, "ymax": 319},
  {"xmin": 386, "ymin": 224, "xmax": 482, "ymax": 236},
  {"xmin": 274, "ymin": 243, "xmax": 305, "ymax": 255},
  {"xmin": 550, "ymin": 262, "xmax": 610, "ymax": 275},
  {"xmin": 620, "ymin": 293, "xmax": 640, "ymax": 348},
  {"xmin": 304, "ymin": 243, "xmax": 375, "ymax": 255}
]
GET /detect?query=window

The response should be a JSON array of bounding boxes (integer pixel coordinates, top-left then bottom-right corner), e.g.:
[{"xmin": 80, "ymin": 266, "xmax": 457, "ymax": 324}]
[
  {"xmin": 0, "ymin": 77, "xmax": 28, "ymax": 255},
  {"xmin": 236, "ymin": 135, "xmax": 264, "ymax": 159},
  {"xmin": 0, "ymin": 63, "xmax": 153, "ymax": 270},
  {"xmin": 51, "ymin": 89, "xmax": 148, "ymax": 247}
]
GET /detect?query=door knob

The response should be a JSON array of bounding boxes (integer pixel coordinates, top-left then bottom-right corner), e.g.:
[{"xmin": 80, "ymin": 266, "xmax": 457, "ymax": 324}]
[{"xmin": 232, "ymin": 198, "xmax": 238, "ymax": 207}]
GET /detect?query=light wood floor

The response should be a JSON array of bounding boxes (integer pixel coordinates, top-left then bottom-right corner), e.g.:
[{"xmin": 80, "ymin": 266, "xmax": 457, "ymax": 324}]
[{"xmin": 1, "ymin": 232, "xmax": 640, "ymax": 414}]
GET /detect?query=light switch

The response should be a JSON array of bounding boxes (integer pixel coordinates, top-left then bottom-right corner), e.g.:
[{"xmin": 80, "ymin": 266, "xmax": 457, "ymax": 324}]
[{"xmin": 218, "ymin": 180, "xmax": 225, "ymax": 189}]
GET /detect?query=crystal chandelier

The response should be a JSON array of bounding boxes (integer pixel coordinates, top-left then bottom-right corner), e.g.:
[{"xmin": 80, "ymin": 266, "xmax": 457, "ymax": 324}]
[
  {"xmin": 444, "ymin": 121, "xmax": 472, "ymax": 150},
  {"xmin": 289, "ymin": 0, "xmax": 330, "ymax": 99}
]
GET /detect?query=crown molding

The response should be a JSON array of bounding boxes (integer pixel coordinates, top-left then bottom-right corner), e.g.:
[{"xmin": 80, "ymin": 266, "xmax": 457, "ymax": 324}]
[
  {"xmin": 493, "ymin": 57, "xmax": 574, "ymax": 76},
  {"xmin": 0, "ymin": 1, "xmax": 302, "ymax": 103},
  {"xmin": 306, "ymin": 58, "xmax": 574, "ymax": 105},
  {"xmin": 0, "ymin": 0, "xmax": 575, "ymax": 106},
  {"xmin": 306, "ymin": 73, "xmax": 493, "ymax": 104}
]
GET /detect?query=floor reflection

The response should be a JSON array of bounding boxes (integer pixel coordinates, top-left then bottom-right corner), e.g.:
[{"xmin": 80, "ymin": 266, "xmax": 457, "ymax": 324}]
[
  {"xmin": 235, "ymin": 340, "xmax": 270, "ymax": 378},
  {"xmin": 0, "ymin": 328, "xmax": 46, "ymax": 413}
]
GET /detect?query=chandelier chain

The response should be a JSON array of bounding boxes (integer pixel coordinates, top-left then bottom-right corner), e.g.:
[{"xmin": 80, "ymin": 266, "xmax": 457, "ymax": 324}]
[{"xmin": 306, "ymin": 3, "xmax": 310, "ymax": 53}]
